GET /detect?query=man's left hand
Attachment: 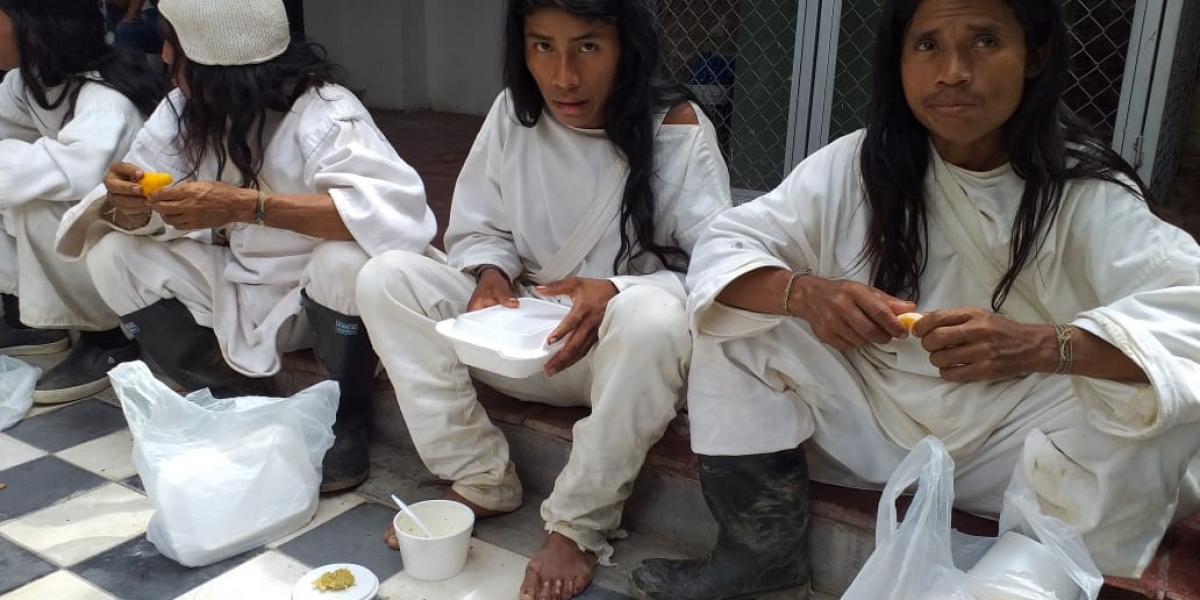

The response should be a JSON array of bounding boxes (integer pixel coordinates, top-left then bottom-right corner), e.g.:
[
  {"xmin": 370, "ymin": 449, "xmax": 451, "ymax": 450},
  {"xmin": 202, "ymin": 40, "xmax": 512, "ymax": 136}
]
[
  {"xmin": 149, "ymin": 181, "xmax": 255, "ymax": 230},
  {"xmin": 914, "ymin": 307, "xmax": 1054, "ymax": 382},
  {"xmin": 536, "ymin": 277, "xmax": 619, "ymax": 377}
]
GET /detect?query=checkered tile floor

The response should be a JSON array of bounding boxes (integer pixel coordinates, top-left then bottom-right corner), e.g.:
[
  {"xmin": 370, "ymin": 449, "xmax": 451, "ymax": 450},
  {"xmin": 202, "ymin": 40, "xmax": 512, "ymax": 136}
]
[{"xmin": 0, "ymin": 397, "xmax": 634, "ymax": 600}]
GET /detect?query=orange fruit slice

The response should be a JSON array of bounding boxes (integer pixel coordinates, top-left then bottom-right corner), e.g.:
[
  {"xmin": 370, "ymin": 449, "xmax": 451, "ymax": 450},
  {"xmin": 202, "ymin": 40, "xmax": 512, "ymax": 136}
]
[
  {"xmin": 138, "ymin": 172, "xmax": 173, "ymax": 196},
  {"xmin": 897, "ymin": 312, "xmax": 923, "ymax": 332}
]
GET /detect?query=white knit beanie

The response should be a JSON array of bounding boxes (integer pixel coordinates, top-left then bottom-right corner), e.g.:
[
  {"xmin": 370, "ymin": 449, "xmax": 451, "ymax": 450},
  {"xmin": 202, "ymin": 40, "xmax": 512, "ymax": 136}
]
[{"xmin": 158, "ymin": 0, "xmax": 291, "ymax": 66}]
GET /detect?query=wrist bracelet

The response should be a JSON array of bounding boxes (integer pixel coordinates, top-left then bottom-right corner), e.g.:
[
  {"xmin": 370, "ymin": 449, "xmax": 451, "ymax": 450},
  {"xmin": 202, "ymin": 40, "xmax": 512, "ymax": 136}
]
[
  {"xmin": 782, "ymin": 268, "xmax": 812, "ymax": 316},
  {"xmin": 253, "ymin": 190, "xmax": 267, "ymax": 226},
  {"xmin": 1052, "ymin": 324, "xmax": 1074, "ymax": 375},
  {"xmin": 472, "ymin": 264, "xmax": 509, "ymax": 284}
]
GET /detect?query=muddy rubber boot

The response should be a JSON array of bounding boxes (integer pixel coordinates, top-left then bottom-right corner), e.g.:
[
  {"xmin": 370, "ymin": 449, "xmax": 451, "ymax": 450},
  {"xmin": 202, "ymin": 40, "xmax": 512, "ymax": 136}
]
[
  {"xmin": 629, "ymin": 446, "xmax": 812, "ymax": 600},
  {"xmin": 120, "ymin": 298, "xmax": 271, "ymax": 398},
  {"xmin": 303, "ymin": 291, "xmax": 377, "ymax": 493}
]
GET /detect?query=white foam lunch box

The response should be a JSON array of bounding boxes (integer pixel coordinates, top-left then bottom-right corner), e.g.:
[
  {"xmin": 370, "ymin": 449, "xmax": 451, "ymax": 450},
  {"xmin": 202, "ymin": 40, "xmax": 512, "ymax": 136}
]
[{"xmin": 435, "ymin": 298, "xmax": 569, "ymax": 379}]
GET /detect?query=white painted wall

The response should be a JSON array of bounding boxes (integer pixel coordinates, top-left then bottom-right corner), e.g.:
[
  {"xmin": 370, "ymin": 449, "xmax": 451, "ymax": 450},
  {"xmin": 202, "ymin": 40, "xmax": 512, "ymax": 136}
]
[
  {"xmin": 423, "ymin": 1, "xmax": 506, "ymax": 115},
  {"xmin": 305, "ymin": 0, "xmax": 503, "ymax": 115}
]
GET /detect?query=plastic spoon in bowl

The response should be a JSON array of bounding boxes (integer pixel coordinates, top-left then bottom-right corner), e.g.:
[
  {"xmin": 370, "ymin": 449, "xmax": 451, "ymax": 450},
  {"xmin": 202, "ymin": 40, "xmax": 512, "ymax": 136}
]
[{"xmin": 391, "ymin": 494, "xmax": 434, "ymax": 538}]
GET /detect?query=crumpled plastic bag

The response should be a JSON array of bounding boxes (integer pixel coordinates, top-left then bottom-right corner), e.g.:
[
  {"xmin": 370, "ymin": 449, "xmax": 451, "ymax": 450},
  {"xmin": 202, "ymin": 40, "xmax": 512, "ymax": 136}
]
[
  {"xmin": 0, "ymin": 355, "xmax": 40, "ymax": 431},
  {"xmin": 109, "ymin": 361, "xmax": 338, "ymax": 567},
  {"xmin": 840, "ymin": 436, "xmax": 1102, "ymax": 600}
]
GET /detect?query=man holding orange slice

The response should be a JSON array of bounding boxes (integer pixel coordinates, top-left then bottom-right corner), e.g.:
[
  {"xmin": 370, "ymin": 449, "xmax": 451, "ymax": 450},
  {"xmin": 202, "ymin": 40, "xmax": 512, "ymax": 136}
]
[
  {"xmin": 55, "ymin": 0, "xmax": 435, "ymax": 492},
  {"xmin": 633, "ymin": 1, "xmax": 1200, "ymax": 598}
]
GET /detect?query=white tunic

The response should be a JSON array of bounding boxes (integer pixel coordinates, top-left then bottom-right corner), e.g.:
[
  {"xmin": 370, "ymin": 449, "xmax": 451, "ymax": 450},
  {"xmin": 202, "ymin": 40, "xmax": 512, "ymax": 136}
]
[
  {"xmin": 0, "ymin": 69, "xmax": 146, "ymax": 328},
  {"xmin": 685, "ymin": 129, "xmax": 1200, "ymax": 575},
  {"xmin": 0, "ymin": 70, "xmax": 144, "ymax": 208},
  {"xmin": 56, "ymin": 84, "xmax": 436, "ymax": 372},
  {"xmin": 356, "ymin": 89, "xmax": 732, "ymax": 561},
  {"xmin": 689, "ymin": 130, "xmax": 1200, "ymax": 454},
  {"xmin": 445, "ymin": 91, "xmax": 731, "ymax": 295}
]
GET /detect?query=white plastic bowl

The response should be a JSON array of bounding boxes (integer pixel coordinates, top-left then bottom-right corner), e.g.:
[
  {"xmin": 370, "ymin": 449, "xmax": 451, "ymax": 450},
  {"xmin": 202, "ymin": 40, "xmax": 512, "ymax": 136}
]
[
  {"xmin": 392, "ymin": 499, "xmax": 476, "ymax": 581},
  {"xmin": 436, "ymin": 298, "xmax": 569, "ymax": 378},
  {"xmin": 967, "ymin": 531, "xmax": 1080, "ymax": 600}
]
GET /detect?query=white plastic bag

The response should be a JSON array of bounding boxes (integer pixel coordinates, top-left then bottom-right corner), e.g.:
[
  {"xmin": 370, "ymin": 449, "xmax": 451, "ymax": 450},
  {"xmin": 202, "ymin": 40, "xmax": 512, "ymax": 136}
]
[
  {"xmin": 0, "ymin": 355, "xmax": 40, "ymax": 431},
  {"xmin": 109, "ymin": 361, "xmax": 338, "ymax": 567},
  {"xmin": 841, "ymin": 436, "xmax": 1103, "ymax": 600}
]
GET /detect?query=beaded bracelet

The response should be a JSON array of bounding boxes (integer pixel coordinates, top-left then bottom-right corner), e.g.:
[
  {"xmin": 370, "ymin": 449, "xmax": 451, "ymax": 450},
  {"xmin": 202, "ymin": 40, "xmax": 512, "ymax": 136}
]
[
  {"xmin": 253, "ymin": 190, "xmax": 268, "ymax": 226},
  {"xmin": 1052, "ymin": 324, "xmax": 1074, "ymax": 375},
  {"xmin": 782, "ymin": 268, "xmax": 813, "ymax": 316}
]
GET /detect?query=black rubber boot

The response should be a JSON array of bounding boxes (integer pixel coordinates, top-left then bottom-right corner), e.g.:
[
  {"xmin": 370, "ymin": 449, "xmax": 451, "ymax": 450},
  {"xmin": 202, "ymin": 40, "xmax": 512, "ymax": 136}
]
[
  {"xmin": 630, "ymin": 446, "xmax": 812, "ymax": 600},
  {"xmin": 0, "ymin": 293, "xmax": 69, "ymax": 356},
  {"xmin": 33, "ymin": 329, "xmax": 140, "ymax": 405},
  {"xmin": 302, "ymin": 290, "xmax": 377, "ymax": 493},
  {"xmin": 120, "ymin": 298, "xmax": 271, "ymax": 398}
]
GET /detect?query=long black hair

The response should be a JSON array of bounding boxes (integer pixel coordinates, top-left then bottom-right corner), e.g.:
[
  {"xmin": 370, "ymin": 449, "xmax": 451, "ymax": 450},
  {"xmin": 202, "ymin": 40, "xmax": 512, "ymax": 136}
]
[
  {"xmin": 160, "ymin": 19, "xmax": 339, "ymax": 188},
  {"xmin": 0, "ymin": 0, "xmax": 161, "ymax": 123},
  {"xmin": 859, "ymin": 0, "xmax": 1150, "ymax": 311},
  {"xmin": 503, "ymin": 0, "xmax": 695, "ymax": 274}
]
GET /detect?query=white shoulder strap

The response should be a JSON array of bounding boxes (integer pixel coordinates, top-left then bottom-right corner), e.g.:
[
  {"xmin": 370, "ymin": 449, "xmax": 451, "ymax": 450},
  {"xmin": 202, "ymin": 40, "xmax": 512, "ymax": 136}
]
[
  {"xmin": 925, "ymin": 151, "xmax": 1053, "ymax": 324},
  {"xmin": 523, "ymin": 113, "xmax": 669, "ymax": 285}
]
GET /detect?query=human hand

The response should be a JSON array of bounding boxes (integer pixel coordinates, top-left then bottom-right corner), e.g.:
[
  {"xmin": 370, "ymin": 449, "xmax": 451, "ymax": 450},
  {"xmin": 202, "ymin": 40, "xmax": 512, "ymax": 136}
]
[
  {"xmin": 104, "ymin": 162, "xmax": 153, "ymax": 216},
  {"xmin": 149, "ymin": 181, "xmax": 255, "ymax": 230},
  {"xmin": 536, "ymin": 277, "xmax": 618, "ymax": 376},
  {"xmin": 467, "ymin": 268, "xmax": 519, "ymax": 312},
  {"xmin": 789, "ymin": 276, "xmax": 915, "ymax": 351},
  {"xmin": 913, "ymin": 307, "xmax": 1055, "ymax": 382}
]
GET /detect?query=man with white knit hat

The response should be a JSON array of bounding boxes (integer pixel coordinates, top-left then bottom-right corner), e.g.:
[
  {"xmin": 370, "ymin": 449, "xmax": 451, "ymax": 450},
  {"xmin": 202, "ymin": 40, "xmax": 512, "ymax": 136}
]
[{"xmin": 56, "ymin": 0, "xmax": 437, "ymax": 492}]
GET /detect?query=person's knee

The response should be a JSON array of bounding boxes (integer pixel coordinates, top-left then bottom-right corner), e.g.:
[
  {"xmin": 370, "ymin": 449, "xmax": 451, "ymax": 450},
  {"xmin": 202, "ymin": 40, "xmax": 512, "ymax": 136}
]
[
  {"xmin": 602, "ymin": 286, "xmax": 690, "ymax": 355},
  {"xmin": 303, "ymin": 242, "xmax": 371, "ymax": 314},
  {"xmin": 355, "ymin": 249, "xmax": 443, "ymax": 317},
  {"xmin": 85, "ymin": 234, "xmax": 138, "ymax": 290}
]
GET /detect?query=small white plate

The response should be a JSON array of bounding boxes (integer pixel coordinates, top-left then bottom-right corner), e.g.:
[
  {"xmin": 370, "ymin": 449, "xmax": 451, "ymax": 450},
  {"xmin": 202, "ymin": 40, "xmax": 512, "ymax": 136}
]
[{"xmin": 292, "ymin": 563, "xmax": 379, "ymax": 600}]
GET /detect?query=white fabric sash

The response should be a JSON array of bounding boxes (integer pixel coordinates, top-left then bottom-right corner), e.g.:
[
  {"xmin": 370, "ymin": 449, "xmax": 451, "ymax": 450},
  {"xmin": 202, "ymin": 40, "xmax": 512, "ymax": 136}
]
[
  {"xmin": 926, "ymin": 151, "xmax": 1052, "ymax": 325},
  {"xmin": 523, "ymin": 114, "xmax": 667, "ymax": 285}
]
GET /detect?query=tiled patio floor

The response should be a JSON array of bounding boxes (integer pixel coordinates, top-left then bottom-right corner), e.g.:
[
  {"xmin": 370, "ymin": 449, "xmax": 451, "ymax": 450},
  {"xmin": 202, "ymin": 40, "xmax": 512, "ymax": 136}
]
[{"xmin": 0, "ymin": 394, "xmax": 636, "ymax": 600}]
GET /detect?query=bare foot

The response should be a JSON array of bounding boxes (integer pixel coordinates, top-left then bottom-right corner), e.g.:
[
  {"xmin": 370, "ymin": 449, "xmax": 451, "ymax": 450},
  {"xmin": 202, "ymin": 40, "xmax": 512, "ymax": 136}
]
[
  {"xmin": 384, "ymin": 488, "xmax": 518, "ymax": 550},
  {"xmin": 519, "ymin": 532, "xmax": 596, "ymax": 600}
]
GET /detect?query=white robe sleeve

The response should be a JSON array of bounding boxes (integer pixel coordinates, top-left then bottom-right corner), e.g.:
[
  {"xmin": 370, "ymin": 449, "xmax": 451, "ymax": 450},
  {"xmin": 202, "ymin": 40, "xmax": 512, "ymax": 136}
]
[
  {"xmin": 0, "ymin": 71, "xmax": 38, "ymax": 142},
  {"xmin": 0, "ymin": 78, "xmax": 145, "ymax": 208},
  {"xmin": 608, "ymin": 109, "xmax": 733, "ymax": 299},
  {"xmin": 686, "ymin": 131, "xmax": 864, "ymax": 338},
  {"xmin": 1063, "ymin": 179, "xmax": 1200, "ymax": 438},
  {"xmin": 444, "ymin": 96, "xmax": 523, "ymax": 279},
  {"xmin": 55, "ymin": 94, "xmax": 196, "ymax": 261},
  {"xmin": 304, "ymin": 96, "xmax": 436, "ymax": 256}
]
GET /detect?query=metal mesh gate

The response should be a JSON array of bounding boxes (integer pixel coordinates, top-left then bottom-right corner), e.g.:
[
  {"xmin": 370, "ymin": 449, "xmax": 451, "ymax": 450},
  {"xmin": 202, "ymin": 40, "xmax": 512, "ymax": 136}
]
[
  {"xmin": 828, "ymin": 0, "xmax": 1138, "ymax": 141},
  {"xmin": 655, "ymin": 0, "xmax": 1142, "ymax": 192},
  {"xmin": 657, "ymin": 0, "xmax": 800, "ymax": 192}
]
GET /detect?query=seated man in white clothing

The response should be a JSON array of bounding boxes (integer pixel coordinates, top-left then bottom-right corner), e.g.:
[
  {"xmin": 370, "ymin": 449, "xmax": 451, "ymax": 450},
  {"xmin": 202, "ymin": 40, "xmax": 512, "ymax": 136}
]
[
  {"xmin": 355, "ymin": 1, "xmax": 731, "ymax": 598},
  {"xmin": 0, "ymin": 0, "xmax": 160, "ymax": 404},
  {"xmin": 55, "ymin": 0, "xmax": 436, "ymax": 493},
  {"xmin": 630, "ymin": 0, "xmax": 1200, "ymax": 599}
]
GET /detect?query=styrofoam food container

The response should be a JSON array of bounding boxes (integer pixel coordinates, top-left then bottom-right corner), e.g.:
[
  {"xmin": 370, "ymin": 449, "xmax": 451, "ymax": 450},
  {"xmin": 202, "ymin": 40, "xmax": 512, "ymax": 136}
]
[
  {"xmin": 292, "ymin": 563, "xmax": 378, "ymax": 600},
  {"xmin": 435, "ymin": 298, "xmax": 569, "ymax": 379},
  {"xmin": 967, "ymin": 531, "xmax": 1080, "ymax": 600},
  {"xmin": 392, "ymin": 499, "xmax": 476, "ymax": 581}
]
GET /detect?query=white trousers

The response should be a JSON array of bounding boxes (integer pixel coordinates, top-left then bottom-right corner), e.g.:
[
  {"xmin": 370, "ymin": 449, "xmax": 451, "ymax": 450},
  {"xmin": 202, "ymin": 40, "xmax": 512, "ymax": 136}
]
[
  {"xmin": 85, "ymin": 232, "xmax": 369, "ymax": 376},
  {"xmin": 356, "ymin": 250, "xmax": 689, "ymax": 562},
  {"xmin": 0, "ymin": 200, "xmax": 118, "ymax": 330},
  {"xmin": 687, "ymin": 316, "xmax": 1200, "ymax": 577}
]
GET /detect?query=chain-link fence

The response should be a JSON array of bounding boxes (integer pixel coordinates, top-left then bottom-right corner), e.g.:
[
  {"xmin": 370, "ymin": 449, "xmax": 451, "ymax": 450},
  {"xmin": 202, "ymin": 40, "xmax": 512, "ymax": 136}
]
[
  {"xmin": 829, "ymin": 0, "xmax": 1137, "ymax": 141},
  {"xmin": 657, "ymin": 0, "xmax": 799, "ymax": 192},
  {"xmin": 657, "ymin": 0, "xmax": 1140, "ymax": 192}
]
